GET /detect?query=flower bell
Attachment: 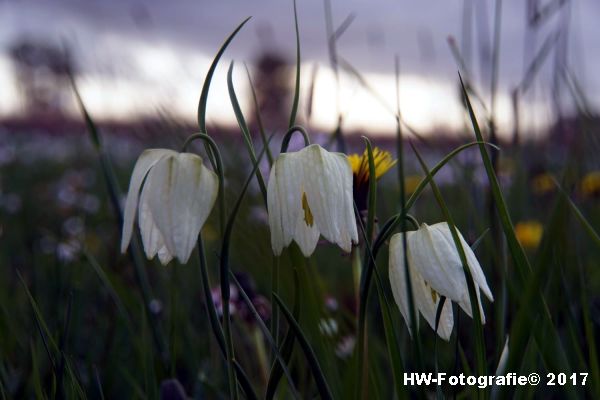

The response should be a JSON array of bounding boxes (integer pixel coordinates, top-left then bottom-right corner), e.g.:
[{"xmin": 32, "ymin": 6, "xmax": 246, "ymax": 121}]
[
  {"xmin": 267, "ymin": 144, "xmax": 358, "ymax": 257},
  {"xmin": 121, "ymin": 149, "xmax": 218, "ymax": 265},
  {"xmin": 389, "ymin": 222, "xmax": 493, "ymax": 340}
]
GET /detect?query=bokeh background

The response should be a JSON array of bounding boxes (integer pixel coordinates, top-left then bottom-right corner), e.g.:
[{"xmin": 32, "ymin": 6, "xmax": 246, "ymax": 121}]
[{"xmin": 0, "ymin": 0, "xmax": 599, "ymax": 398}]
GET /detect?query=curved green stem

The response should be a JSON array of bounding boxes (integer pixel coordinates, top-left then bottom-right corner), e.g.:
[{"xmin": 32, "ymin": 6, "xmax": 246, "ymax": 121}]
[
  {"xmin": 182, "ymin": 133, "xmax": 235, "ymax": 398},
  {"xmin": 181, "ymin": 133, "xmax": 226, "ymax": 236},
  {"xmin": 280, "ymin": 125, "xmax": 311, "ymax": 153}
]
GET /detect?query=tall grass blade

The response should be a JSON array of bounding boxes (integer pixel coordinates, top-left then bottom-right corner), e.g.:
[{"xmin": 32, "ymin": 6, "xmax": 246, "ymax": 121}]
[
  {"xmin": 266, "ymin": 270, "xmax": 300, "ymax": 400},
  {"xmin": 459, "ymin": 74, "xmax": 576, "ymax": 397},
  {"xmin": 230, "ymin": 274, "xmax": 300, "ymax": 399},
  {"xmin": 234, "ymin": 361, "xmax": 259, "ymax": 400},
  {"xmin": 412, "ymin": 143, "xmax": 488, "ymax": 396},
  {"xmin": 273, "ymin": 293, "xmax": 333, "ymax": 400},
  {"xmin": 55, "ymin": 292, "xmax": 73, "ymax": 399},
  {"xmin": 434, "ymin": 296, "xmax": 447, "ymax": 400},
  {"xmin": 70, "ymin": 74, "xmax": 168, "ymax": 365},
  {"xmin": 227, "ymin": 61, "xmax": 268, "ymax": 206},
  {"xmin": 372, "ymin": 141, "xmax": 497, "ymax": 259},
  {"xmin": 83, "ymin": 249, "xmax": 135, "ymax": 334},
  {"xmin": 458, "ymin": 73, "xmax": 530, "ymax": 273},
  {"xmin": 244, "ymin": 63, "xmax": 274, "ymax": 166},
  {"xmin": 289, "ymin": 0, "xmax": 301, "ymax": 128},
  {"xmin": 356, "ymin": 137, "xmax": 377, "ymax": 399},
  {"xmin": 197, "ymin": 17, "xmax": 251, "ymax": 133},
  {"xmin": 219, "ymin": 140, "xmax": 271, "ymax": 400},
  {"xmin": 17, "ymin": 271, "xmax": 58, "ymax": 365},
  {"xmin": 196, "ymin": 237, "xmax": 225, "ymax": 355},
  {"xmin": 354, "ymin": 201, "xmax": 407, "ymax": 400}
]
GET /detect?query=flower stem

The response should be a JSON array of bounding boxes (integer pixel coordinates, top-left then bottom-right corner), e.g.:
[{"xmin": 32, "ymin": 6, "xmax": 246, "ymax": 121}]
[
  {"xmin": 351, "ymin": 246, "xmax": 362, "ymax": 313},
  {"xmin": 181, "ymin": 133, "xmax": 226, "ymax": 235},
  {"xmin": 280, "ymin": 125, "xmax": 311, "ymax": 153}
]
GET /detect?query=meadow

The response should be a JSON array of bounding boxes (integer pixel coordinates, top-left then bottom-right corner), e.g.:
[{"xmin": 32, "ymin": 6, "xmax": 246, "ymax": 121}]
[{"xmin": 1, "ymin": 6, "xmax": 600, "ymax": 400}]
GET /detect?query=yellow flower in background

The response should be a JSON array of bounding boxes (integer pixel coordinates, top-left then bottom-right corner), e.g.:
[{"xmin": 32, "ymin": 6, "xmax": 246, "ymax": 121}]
[
  {"xmin": 348, "ymin": 147, "xmax": 396, "ymax": 211},
  {"xmin": 514, "ymin": 220, "xmax": 543, "ymax": 249},
  {"xmin": 581, "ymin": 171, "xmax": 600, "ymax": 198},
  {"xmin": 348, "ymin": 147, "xmax": 397, "ymax": 185},
  {"xmin": 531, "ymin": 173, "xmax": 555, "ymax": 195}
]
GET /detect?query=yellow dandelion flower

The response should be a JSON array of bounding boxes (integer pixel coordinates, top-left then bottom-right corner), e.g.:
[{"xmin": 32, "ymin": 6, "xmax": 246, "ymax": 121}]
[
  {"xmin": 348, "ymin": 147, "xmax": 396, "ymax": 211},
  {"xmin": 514, "ymin": 220, "xmax": 543, "ymax": 250},
  {"xmin": 581, "ymin": 171, "xmax": 600, "ymax": 198},
  {"xmin": 531, "ymin": 173, "xmax": 555, "ymax": 195},
  {"xmin": 348, "ymin": 147, "xmax": 397, "ymax": 186}
]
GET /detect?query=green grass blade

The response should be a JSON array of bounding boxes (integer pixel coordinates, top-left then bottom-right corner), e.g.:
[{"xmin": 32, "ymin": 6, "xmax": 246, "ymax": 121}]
[
  {"xmin": 553, "ymin": 179, "xmax": 600, "ymax": 247},
  {"xmin": 372, "ymin": 141, "xmax": 497, "ymax": 262},
  {"xmin": 273, "ymin": 293, "xmax": 333, "ymax": 400},
  {"xmin": 412, "ymin": 143, "xmax": 488, "ymax": 395},
  {"xmin": 581, "ymin": 279, "xmax": 600, "ymax": 395},
  {"xmin": 405, "ymin": 141, "xmax": 498, "ymax": 211},
  {"xmin": 230, "ymin": 274, "xmax": 300, "ymax": 400},
  {"xmin": 504, "ymin": 195, "xmax": 577, "ymax": 399},
  {"xmin": 234, "ymin": 361, "xmax": 259, "ymax": 400},
  {"xmin": 227, "ymin": 61, "xmax": 268, "ymax": 207},
  {"xmin": 196, "ymin": 237, "xmax": 226, "ymax": 355},
  {"xmin": 459, "ymin": 75, "xmax": 576, "ymax": 397},
  {"xmin": 353, "ymin": 201, "xmax": 407, "ymax": 399},
  {"xmin": 93, "ymin": 366, "xmax": 106, "ymax": 400},
  {"xmin": 83, "ymin": 249, "xmax": 135, "ymax": 334},
  {"xmin": 219, "ymin": 140, "xmax": 271, "ymax": 400},
  {"xmin": 433, "ymin": 296, "xmax": 447, "ymax": 400},
  {"xmin": 266, "ymin": 270, "xmax": 300, "ymax": 400},
  {"xmin": 30, "ymin": 342, "xmax": 44, "ymax": 399},
  {"xmin": 458, "ymin": 74, "xmax": 530, "ymax": 274},
  {"xmin": 197, "ymin": 17, "xmax": 251, "ymax": 133},
  {"xmin": 55, "ymin": 292, "xmax": 73, "ymax": 399},
  {"xmin": 374, "ymin": 279, "xmax": 407, "ymax": 400},
  {"xmin": 70, "ymin": 73, "xmax": 168, "ymax": 365},
  {"xmin": 356, "ymin": 137, "xmax": 378, "ymax": 399},
  {"xmin": 289, "ymin": 0, "xmax": 301, "ymax": 128},
  {"xmin": 244, "ymin": 63, "xmax": 274, "ymax": 166},
  {"xmin": 17, "ymin": 272, "xmax": 58, "ymax": 362}
]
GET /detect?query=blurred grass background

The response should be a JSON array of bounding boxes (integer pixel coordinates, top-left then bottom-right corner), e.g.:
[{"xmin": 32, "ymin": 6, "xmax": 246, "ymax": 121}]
[{"xmin": 1, "ymin": 0, "xmax": 600, "ymax": 399}]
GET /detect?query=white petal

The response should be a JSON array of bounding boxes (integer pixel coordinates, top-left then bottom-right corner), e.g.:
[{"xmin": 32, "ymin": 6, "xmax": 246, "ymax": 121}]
[
  {"xmin": 389, "ymin": 232, "xmax": 417, "ymax": 334},
  {"xmin": 413, "ymin": 277, "xmax": 455, "ymax": 341},
  {"xmin": 431, "ymin": 223, "xmax": 490, "ymax": 322},
  {"xmin": 301, "ymin": 145, "xmax": 358, "ymax": 253},
  {"xmin": 459, "ymin": 231, "xmax": 494, "ymax": 301},
  {"xmin": 120, "ymin": 149, "xmax": 176, "ymax": 253},
  {"xmin": 157, "ymin": 246, "xmax": 174, "ymax": 265},
  {"xmin": 293, "ymin": 212, "xmax": 321, "ymax": 257},
  {"xmin": 390, "ymin": 232, "xmax": 454, "ymax": 340},
  {"xmin": 138, "ymin": 180, "xmax": 168, "ymax": 261},
  {"xmin": 267, "ymin": 153, "xmax": 305, "ymax": 255},
  {"xmin": 147, "ymin": 153, "xmax": 218, "ymax": 264},
  {"xmin": 420, "ymin": 222, "xmax": 489, "ymax": 323},
  {"xmin": 409, "ymin": 223, "xmax": 466, "ymax": 302}
]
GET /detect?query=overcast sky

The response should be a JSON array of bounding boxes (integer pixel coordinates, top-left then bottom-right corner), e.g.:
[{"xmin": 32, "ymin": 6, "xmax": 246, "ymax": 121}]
[{"xmin": 1, "ymin": 0, "xmax": 597, "ymax": 136}]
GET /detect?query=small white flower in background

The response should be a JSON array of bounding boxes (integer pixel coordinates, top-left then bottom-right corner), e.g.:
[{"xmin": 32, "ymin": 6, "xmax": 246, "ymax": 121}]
[
  {"xmin": 389, "ymin": 222, "xmax": 493, "ymax": 341},
  {"xmin": 267, "ymin": 144, "xmax": 358, "ymax": 257},
  {"xmin": 121, "ymin": 149, "xmax": 218, "ymax": 265}
]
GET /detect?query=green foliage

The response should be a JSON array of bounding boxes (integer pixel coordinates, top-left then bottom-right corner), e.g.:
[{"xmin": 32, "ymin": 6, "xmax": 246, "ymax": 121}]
[{"xmin": 0, "ymin": 9, "xmax": 599, "ymax": 400}]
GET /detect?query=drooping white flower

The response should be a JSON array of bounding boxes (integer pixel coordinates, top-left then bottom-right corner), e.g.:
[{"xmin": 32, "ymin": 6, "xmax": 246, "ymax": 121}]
[
  {"xmin": 389, "ymin": 222, "xmax": 493, "ymax": 340},
  {"xmin": 389, "ymin": 232, "xmax": 454, "ymax": 340},
  {"xmin": 267, "ymin": 144, "xmax": 358, "ymax": 257},
  {"xmin": 121, "ymin": 149, "xmax": 218, "ymax": 265}
]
